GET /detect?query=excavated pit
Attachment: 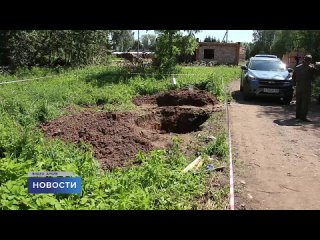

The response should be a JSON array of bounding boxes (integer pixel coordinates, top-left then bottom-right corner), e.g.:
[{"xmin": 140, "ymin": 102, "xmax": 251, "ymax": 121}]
[
  {"xmin": 135, "ymin": 107, "xmax": 210, "ymax": 134},
  {"xmin": 39, "ymin": 88, "xmax": 218, "ymax": 170}
]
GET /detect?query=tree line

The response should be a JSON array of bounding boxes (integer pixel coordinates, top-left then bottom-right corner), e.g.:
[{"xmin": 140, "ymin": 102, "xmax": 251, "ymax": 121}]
[
  {"xmin": 0, "ymin": 30, "xmax": 200, "ymax": 73},
  {"xmin": 0, "ymin": 30, "xmax": 112, "ymax": 68},
  {"xmin": 246, "ymin": 30, "xmax": 320, "ymax": 60},
  {"xmin": 0, "ymin": 30, "xmax": 158, "ymax": 69}
]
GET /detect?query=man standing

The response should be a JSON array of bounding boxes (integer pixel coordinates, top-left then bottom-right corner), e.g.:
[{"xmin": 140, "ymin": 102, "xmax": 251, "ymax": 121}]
[{"xmin": 292, "ymin": 55, "xmax": 316, "ymax": 121}]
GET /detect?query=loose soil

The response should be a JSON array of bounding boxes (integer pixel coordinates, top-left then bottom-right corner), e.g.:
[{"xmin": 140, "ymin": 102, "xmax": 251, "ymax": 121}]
[
  {"xmin": 132, "ymin": 88, "xmax": 218, "ymax": 106},
  {"xmin": 39, "ymin": 111, "xmax": 155, "ymax": 170},
  {"xmin": 39, "ymin": 88, "xmax": 219, "ymax": 170}
]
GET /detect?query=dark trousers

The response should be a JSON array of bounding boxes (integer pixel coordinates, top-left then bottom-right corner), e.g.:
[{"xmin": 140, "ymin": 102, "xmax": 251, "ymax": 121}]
[{"xmin": 296, "ymin": 90, "xmax": 311, "ymax": 119}]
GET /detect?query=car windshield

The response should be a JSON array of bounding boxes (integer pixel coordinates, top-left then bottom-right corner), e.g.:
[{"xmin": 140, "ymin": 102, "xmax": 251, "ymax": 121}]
[{"xmin": 249, "ymin": 60, "xmax": 286, "ymax": 71}]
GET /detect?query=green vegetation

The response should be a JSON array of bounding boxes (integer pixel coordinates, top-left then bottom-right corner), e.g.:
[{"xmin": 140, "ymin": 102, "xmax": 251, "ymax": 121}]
[
  {"xmin": 0, "ymin": 65, "xmax": 239, "ymax": 126},
  {"xmin": 111, "ymin": 30, "xmax": 135, "ymax": 52},
  {"xmin": 203, "ymin": 133, "xmax": 228, "ymax": 159},
  {"xmin": 0, "ymin": 30, "xmax": 198, "ymax": 74},
  {"xmin": 153, "ymin": 30, "xmax": 200, "ymax": 73},
  {"xmin": 0, "ymin": 30, "xmax": 111, "ymax": 68},
  {"xmin": 0, "ymin": 65, "xmax": 239, "ymax": 209},
  {"xmin": 0, "ymin": 136, "xmax": 206, "ymax": 210},
  {"xmin": 192, "ymin": 112, "xmax": 230, "ymax": 209},
  {"xmin": 247, "ymin": 30, "xmax": 320, "ymax": 60}
]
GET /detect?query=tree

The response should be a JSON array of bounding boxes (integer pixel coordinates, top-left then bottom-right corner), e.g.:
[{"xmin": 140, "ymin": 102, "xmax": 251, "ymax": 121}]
[
  {"xmin": 204, "ymin": 36, "xmax": 211, "ymax": 42},
  {"xmin": 132, "ymin": 40, "xmax": 143, "ymax": 51},
  {"xmin": 242, "ymin": 42, "xmax": 253, "ymax": 60},
  {"xmin": 270, "ymin": 30, "xmax": 300, "ymax": 57},
  {"xmin": 176, "ymin": 34, "xmax": 198, "ymax": 63},
  {"xmin": 249, "ymin": 30, "xmax": 276, "ymax": 57},
  {"xmin": 0, "ymin": 30, "xmax": 13, "ymax": 66},
  {"xmin": 204, "ymin": 36, "xmax": 218, "ymax": 42},
  {"xmin": 153, "ymin": 30, "xmax": 200, "ymax": 73},
  {"xmin": 5, "ymin": 30, "xmax": 111, "ymax": 68},
  {"xmin": 296, "ymin": 30, "xmax": 320, "ymax": 60},
  {"xmin": 141, "ymin": 34, "xmax": 156, "ymax": 51},
  {"xmin": 248, "ymin": 30, "xmax": 320, "ymax": 60},
  {"xmin": 111, "ymin": 30, "xmax": 134, "ymax": 52}
]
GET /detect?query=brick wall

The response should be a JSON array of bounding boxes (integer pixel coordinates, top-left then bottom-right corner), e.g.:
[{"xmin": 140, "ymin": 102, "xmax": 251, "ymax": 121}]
[
  {"xmin": 196, "ymin": 42, "xmax": 240, "ymax": 65},
  {"xmin": 282, "ymin": 51, "xmax": 305, "ymax": 68}
]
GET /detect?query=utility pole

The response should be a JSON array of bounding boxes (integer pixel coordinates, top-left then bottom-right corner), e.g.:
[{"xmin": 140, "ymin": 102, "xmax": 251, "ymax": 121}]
[
  {"xmin": 223, "ymin": 30, "xmax": 229, "ymax": 43},
  {"xmin": 137, "ymin": 30, "xmax": 140, "ymax": 58}
]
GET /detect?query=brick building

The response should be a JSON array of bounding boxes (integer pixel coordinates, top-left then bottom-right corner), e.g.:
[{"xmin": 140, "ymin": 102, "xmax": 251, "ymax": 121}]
[
  {"xmin": 282, "ymin": 51, "xmax": 305, "ymax": 68},
  {"xmin": 195, "ymin": 42, "xmax": 242, "ymax": 65}
]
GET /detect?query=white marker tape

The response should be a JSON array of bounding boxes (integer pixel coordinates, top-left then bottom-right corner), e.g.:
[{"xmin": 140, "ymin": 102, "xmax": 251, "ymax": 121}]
[{"xmin": 222, "ymin": 77, "xmax": 235, "ymax": 210}]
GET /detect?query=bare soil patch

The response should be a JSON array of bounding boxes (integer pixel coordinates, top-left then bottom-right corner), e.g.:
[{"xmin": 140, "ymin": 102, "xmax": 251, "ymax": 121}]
[
  {"xmin": 39, "ymin": 88, "xmax": 219, "ymax": 170},
  {"xmin": 230, "ymin": 80, "xmax": 320, "ymax": 210},
  {"xmin": 133, "ymin": 88, "xmax": 218, "ymax": 106}
]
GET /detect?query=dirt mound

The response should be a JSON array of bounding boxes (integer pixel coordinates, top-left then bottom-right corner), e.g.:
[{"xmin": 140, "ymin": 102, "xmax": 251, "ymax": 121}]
[
  {"xmin": 39, "ymin": 111, "xmax": 154, "ymax": 170},
  {"xmin": 132, "ymin": 95, "xmax": 157, "ymax": 106},
  {"xmin": 135, "ymin": 107, "xmax": 210, "ymax": 134},
  {"xmin": 39, "ymin": 88, "xmax": 218, "ymax": 170},
  {"xmin": 156, "ymin": 89, "xmax": 218, "ymax": 106},
  {"xmin": 133, "ymin": 88, "xmax": 218, "ymax": 106},
  {"xmin": 39, "ymin": 106, "xmax": 212, "ymax": 170}
]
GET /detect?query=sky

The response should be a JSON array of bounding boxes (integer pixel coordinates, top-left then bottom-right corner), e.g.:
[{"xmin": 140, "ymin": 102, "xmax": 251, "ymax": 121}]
[{"xmin": 132, "ymin": 30, "xmax": 254, "ymax": 43}]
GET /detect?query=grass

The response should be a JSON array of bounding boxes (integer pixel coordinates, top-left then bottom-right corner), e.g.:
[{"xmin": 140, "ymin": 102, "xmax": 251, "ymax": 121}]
[
  {"xmin": 0, "ymin": 64, "xmax": 240, "ymax": 210},
  {"xmin": 173, "ymin": 110, "xmax": 230, "ymax": 209},
  {"xmin": 0, "ymin": 65, "xmax": 240, "ymax": 127},
  {"xmin": 197, "ymin": 111, "xmax": 230, "ymax": 209},
  {"xmin": 0, "ymin": 136, "xmax": 206, "ymax": 210},
  {"xmin": 203, "ymin": 133, "xmax": 229, "ymax": 159}
]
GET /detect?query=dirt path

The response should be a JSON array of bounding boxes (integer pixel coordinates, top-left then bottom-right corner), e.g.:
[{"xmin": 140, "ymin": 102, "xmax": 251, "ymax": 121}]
[{"xmin": 229, "ymin": 80, "xmax": 320, "ymax": 210}]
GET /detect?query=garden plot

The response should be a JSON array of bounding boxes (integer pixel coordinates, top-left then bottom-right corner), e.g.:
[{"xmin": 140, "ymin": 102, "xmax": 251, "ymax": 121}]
[{"xmin": 39, "ymin": 88, "xmax": 221, "ymax": 170}]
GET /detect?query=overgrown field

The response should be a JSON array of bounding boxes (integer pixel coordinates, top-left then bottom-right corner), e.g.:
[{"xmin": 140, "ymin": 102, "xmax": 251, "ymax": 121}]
[{"xmin": 0, "ymin": 65, "xmax": 240, "ymax": 210}]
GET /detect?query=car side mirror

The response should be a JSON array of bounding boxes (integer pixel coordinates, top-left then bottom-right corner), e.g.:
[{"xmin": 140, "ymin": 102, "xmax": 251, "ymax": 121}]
[
  {"xmin": 241, "ymin": 65, "xmax": 247, "ymax": 70},
  {"xmin": 287, "ymin": 68, "xmax": 293, "ymax": 73}
]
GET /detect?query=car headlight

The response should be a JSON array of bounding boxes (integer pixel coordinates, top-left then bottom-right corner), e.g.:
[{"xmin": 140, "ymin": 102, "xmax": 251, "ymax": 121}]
[{"xmin": 247, "ymin": 74, "xmax": 256, "ymax": 80}]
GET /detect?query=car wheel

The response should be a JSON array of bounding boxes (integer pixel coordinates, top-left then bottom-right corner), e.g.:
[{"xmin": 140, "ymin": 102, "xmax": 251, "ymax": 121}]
[{"xmin": 243, "ymin": 88, "xmax": 252, "ymax": 100}]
